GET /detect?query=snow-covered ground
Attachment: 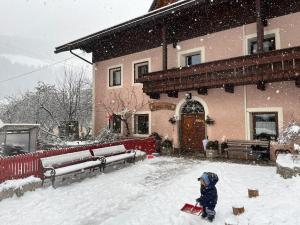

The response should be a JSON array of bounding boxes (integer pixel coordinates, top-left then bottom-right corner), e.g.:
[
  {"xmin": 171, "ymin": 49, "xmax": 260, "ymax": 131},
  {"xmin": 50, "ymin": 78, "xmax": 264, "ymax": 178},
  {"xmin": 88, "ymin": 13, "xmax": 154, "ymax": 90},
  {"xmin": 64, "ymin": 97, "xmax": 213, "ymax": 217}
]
[{"xmin": 0, "ymin": 157, "xmax": 300, "ymax": 225}]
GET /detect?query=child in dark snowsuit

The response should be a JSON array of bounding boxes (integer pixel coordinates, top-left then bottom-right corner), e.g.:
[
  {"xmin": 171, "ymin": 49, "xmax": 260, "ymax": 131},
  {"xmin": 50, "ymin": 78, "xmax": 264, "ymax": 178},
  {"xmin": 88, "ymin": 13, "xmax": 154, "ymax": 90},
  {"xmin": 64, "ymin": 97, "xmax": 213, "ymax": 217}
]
[{"xmin": 196, "ymin": 172, "xmax": 218, "ymax": 222}]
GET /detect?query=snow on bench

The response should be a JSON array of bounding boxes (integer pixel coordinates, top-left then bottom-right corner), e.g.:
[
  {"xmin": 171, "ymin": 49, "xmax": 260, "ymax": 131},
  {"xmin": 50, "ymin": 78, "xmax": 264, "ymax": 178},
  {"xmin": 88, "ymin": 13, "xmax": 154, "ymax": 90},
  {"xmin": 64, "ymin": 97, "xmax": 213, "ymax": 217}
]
[
  {"xmin": 92, "ymin": 145, "xmax": 136, "ymax": 166},
  {"xmin": 41, "ymin": 150, "xmax": 94, "ymax": 168},
  {"xmin": 92, "ymin": 145, "xmax": 127, "ymax": 157},
  {"xmin": 40, "ymin": 150, "xmax": 105, "ymax": 187},
  {"xmin": 105, "ymin": 151, "xmax": 136, "ymax": 164}
]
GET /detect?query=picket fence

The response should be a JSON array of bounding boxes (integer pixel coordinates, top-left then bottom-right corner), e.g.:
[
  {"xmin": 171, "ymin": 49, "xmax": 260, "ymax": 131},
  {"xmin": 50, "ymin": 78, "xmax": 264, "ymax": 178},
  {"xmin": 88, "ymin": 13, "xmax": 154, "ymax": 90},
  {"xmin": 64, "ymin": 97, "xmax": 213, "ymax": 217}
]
[{"xmin": 0, "ymin": 138, "xmax": 156, "ymax": 183}]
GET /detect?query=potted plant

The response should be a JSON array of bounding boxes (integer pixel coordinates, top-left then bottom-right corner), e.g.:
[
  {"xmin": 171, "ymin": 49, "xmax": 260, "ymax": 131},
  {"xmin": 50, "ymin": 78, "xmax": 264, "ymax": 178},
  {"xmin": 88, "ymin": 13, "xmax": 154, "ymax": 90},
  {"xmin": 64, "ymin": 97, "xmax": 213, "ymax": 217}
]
[
  {"xmin": 169, "ymin": 116, "xmax": 177, "ymax": 125},
  {"xmin": 205, "ymin": 140, "xmax": 219, "ymax": 158},
  {"xmin": 161, "ymin": 139, "xmax": 173, "ymax": 155}
]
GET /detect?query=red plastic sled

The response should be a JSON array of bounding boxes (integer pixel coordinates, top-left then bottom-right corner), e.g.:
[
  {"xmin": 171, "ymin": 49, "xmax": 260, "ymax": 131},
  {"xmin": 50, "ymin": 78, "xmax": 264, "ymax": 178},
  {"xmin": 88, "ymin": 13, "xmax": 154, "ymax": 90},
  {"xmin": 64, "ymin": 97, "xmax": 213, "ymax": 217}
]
[{"xmin": 181, "ymin": 203, "xmax": 203, "ymax": 216}]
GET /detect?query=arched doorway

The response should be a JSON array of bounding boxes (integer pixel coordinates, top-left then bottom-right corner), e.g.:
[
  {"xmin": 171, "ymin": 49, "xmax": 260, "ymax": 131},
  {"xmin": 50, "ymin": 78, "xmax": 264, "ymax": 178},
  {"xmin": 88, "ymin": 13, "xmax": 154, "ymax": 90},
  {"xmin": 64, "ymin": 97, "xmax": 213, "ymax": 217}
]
[{"xmin": 180, "ymin": 100, "xmax": 206, "ymax": 153}]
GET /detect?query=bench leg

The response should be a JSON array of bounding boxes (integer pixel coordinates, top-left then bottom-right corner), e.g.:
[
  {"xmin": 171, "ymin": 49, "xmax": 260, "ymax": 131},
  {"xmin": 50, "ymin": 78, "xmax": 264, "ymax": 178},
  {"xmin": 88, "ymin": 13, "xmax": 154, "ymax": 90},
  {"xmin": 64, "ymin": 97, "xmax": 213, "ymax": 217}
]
[{"xmin": 51, "ymin": 176, "xmax": 56, "ymax": 188}]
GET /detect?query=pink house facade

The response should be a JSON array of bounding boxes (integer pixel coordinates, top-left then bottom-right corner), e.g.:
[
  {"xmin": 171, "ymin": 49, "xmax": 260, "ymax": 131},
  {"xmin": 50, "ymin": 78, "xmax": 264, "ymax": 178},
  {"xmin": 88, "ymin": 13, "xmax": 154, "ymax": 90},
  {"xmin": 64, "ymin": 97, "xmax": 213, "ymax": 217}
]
[{"xmin": 55, "ymin": 0, "xmax": 300, "ymax": 154}]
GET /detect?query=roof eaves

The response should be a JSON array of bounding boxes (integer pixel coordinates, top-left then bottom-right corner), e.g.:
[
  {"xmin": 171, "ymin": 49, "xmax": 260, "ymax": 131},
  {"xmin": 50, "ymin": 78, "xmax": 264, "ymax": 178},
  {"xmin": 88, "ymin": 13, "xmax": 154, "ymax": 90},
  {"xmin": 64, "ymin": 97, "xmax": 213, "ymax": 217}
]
[{"xmin": 54, "ymin": 0, "xmax": 199, "ymax": 54}]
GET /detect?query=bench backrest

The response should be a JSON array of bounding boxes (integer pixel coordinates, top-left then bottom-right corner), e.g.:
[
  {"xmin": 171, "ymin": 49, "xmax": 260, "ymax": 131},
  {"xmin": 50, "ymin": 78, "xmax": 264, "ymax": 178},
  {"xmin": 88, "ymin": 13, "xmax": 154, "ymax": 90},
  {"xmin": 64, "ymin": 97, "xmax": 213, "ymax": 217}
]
[
  {"xmin": 227, "ymin": 139, "xmax": 269, "ymax": 148},
  {"xmin": 92, "ymin": 145, "xmax": 127, "ymax": 157},
  {"xmin": 41, "ymin": 150, "xmax": 92, "ymax": 168}
]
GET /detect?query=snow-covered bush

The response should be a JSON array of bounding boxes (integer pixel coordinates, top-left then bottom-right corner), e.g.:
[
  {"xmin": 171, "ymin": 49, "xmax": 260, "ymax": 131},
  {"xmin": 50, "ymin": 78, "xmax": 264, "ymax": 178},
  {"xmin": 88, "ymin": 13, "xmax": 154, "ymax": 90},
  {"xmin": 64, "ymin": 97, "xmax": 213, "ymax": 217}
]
[
  {"xmin": 278, "ymin": 122, "xmax": 300, "ymax": 144},
  {"xmin": 95, "ymin": 127, "xmax": 120, "ymax": 144},
  {"xmin": 295, "ymin": 144, "xmax": 300, "ymax": 154}
]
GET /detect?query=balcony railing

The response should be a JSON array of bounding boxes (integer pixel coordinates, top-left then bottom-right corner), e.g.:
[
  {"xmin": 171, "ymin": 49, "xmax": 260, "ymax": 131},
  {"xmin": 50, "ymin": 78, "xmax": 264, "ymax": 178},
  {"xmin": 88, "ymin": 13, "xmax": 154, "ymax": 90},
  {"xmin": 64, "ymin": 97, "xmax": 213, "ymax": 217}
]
[{"xmin": 138, "ymin": 46, "xmax": 300, "ymax": 95}]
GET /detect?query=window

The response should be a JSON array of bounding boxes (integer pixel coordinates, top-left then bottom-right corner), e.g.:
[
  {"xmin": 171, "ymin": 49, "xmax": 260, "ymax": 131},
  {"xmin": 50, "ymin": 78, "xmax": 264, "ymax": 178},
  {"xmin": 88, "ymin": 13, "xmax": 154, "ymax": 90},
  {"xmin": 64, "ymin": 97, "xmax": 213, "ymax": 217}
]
[
  {"xmin": 134, "ymin": 61, "xmax": 149, "ymax": 83},
  {"xmin": 252, "ymin": 112, "xmax": 278, "ymax": 141},
  {"xmin": 185, "ymin": 53, "xmax": 201, "ymax": 66},
  {"xmin": 134, "ymin": 114, "xmax": 149, "ymax": 135},
  {"xmin": 109, "ymin": 114, "xmax": 121, "ymax": 133},
  {"xmin": 248, "ymin": 34, "xmax": 276, "ymax": 55},
  {"xmin": 178, "ymin": 48, "xmax": 204, "ymax": 68},
  {"xmin": 109, "ymin": 67, "xmax": 122, "ymax": 87}
]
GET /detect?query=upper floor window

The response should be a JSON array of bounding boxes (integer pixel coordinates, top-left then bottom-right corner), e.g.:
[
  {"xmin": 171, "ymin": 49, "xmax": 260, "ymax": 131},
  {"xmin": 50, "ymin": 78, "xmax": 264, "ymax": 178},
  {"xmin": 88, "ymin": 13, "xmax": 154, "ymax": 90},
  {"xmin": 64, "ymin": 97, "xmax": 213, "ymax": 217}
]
[
  {"xmin": 248, "ymin": 33, "xmax": 276, "ymax": 55},
  {"xmin": 134, "ymin": 114, "xmax": 149, "ymax": 135},
  {"xmin": 178, "ymin": 48, "xmax": 204, "ymax": 68},
  {"xmin": 109, "ymin": 67, "xmax": 122, "ymax": 87},
  {"xmin": 185, "ymin": 53, "xmax": 201, "ymax": 66},
  {"xmin": 134, "ymin": 61, "xmax": 149, "ymax": 83}
]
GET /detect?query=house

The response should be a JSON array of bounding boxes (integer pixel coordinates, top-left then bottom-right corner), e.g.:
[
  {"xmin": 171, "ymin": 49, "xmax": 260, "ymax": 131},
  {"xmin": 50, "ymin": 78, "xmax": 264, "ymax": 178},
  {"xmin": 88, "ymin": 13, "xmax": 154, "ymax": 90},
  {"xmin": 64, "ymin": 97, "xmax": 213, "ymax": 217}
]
[{"xmin": 55, "ymin": 0, "xmax": 300, "ymax": 154}]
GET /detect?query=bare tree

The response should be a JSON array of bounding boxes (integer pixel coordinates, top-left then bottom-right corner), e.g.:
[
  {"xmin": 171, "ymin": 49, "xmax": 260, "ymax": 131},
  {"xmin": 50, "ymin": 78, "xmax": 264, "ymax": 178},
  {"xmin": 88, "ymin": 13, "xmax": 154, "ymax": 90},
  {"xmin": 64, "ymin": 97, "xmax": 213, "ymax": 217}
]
[
  {"xmin": 0, "ymin": 66, "xmax": 92, "ymax": 141},
  {"xmin": 99, "ymin": 87, "xmax": 149, "ymax": 137}
]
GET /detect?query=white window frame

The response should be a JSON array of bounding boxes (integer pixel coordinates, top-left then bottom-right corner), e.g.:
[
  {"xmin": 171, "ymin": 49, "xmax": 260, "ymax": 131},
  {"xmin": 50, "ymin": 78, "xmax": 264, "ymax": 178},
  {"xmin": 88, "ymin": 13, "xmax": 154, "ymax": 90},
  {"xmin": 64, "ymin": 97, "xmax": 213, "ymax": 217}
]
[
  {"xmin": 245, "ymin": 107, "xmax": 283, "ymax": 140},
  {"xmin": 244, "ymin": 29, "xmax": 281, "ymax": 56},
  {"xmin": 132, "ymin": 111, "xmax": 151, "ymax": 137},
  {"xmin": 107, "ymin": 64, "xmax": 123, "ymax": 89},
  {"xmin": 177, "ymin": 47, "xmax": 205, "ymax": 68},
  {"xmin": 132, "ymin": 58, "xmax": 151, "ymax": 86}
]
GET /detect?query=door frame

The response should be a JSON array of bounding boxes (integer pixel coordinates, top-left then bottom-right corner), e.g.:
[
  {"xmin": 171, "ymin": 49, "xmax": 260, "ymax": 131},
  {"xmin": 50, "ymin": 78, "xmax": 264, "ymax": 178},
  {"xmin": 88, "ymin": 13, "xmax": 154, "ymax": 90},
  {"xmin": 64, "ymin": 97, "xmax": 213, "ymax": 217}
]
[{"xmin": 174, "ymin": 97, "xmax": 209, "ymax": 149}]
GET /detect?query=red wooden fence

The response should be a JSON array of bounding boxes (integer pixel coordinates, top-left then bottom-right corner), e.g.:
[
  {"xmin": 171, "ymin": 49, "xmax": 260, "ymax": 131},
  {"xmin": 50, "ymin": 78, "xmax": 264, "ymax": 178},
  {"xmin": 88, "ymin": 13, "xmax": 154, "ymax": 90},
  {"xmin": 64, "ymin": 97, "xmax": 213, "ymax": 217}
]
[{"xmin": 0, "ymin": 138, "xmax": 156, "ymax": 184}]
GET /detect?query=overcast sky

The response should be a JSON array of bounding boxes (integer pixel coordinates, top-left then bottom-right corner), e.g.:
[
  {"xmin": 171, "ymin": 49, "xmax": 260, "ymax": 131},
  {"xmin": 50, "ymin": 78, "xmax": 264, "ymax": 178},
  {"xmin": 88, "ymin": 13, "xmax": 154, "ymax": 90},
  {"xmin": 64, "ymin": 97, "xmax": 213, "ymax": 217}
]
[{"xmin": 0, "ymin": 0, "xmax": 153, "ymax": 99}]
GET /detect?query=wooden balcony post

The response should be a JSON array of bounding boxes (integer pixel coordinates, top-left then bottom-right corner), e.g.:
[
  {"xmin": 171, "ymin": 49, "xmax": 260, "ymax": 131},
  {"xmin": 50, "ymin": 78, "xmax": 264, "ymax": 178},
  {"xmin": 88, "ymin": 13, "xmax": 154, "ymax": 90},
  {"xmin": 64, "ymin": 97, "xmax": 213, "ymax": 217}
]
[
  {"xmin": 162, "ymin": 24, "xmax": 168, "ymax": 71},
  {"xmin": 256, "ymin": 0, "xmax": 264, "ymax": 53}
]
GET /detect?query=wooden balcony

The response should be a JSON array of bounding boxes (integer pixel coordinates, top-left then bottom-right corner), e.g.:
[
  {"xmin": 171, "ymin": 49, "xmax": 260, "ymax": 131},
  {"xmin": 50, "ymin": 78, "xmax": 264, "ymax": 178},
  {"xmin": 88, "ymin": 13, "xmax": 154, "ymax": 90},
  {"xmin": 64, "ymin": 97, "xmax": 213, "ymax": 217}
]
[{"xmin": 138, "ymin": 46, "xmax": 300, "ymax": 96}]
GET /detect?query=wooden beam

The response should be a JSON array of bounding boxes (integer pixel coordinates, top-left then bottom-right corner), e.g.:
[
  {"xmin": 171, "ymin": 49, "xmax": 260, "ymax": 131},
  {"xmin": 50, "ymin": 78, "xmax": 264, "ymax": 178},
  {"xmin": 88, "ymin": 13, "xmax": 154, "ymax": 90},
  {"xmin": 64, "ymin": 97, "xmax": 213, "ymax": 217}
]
[
  {"xmin": 197, "ymin": 88, "xmax": 208, "ymax": 95},
  {"xmin": 257, "ymin": 80, "xmax": 266, "ymax": 91},
  {"xmin": 167, "ymin": 90, "xmax": 178, "ymax": 98},
  {"xmin": 296, "ymin": 77, "xmax": 300, "ymax": 88},
  {"xmin": 162, "ymin": 24, "xmax": 168, "ymax": 71},
  {"xmin": 224, "ymin": 84, "xmax": 234, "ymax": 93},
  {"xmin": 256, "ymin": 0, "xmax": 264, "ymax": 54}
]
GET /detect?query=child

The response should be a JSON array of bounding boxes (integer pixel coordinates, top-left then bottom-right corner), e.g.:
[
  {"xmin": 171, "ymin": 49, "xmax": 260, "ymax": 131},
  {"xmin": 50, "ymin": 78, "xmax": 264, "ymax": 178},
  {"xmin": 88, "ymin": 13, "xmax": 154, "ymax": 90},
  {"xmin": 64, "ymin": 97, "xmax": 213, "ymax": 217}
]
[{"xmin": 196, "ymin": 172, "xmax": 218, "ymax": 222}]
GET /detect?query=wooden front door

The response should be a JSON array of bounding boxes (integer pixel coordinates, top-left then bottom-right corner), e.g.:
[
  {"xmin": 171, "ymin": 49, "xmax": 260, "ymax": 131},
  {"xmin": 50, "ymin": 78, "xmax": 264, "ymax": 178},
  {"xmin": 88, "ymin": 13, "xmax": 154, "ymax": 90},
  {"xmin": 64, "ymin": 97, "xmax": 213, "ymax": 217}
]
[{"xmin": 181, "ymin": 113, "xmax": 206, "ymax": 153}]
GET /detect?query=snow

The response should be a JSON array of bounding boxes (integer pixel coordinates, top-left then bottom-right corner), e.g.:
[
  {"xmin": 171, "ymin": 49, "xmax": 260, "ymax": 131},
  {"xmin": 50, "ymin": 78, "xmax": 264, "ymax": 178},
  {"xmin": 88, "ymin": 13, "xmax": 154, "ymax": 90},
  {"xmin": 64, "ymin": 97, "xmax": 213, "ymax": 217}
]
[
  {"xmin": 277, "ymin": 154, "xmax": 300, "ymax": 169},
  {"xmin": 0, "ymin": 176, "xmax": 40, "ymax": 192},
  {"xmin": 0, "ymin": 158, "xmax": 300, "ymax": 225},
  {"xmin": 278, "ymin": 122, "xmax": 300, "ymax": 144},
  {"xmin": 105, "ymin": 152, "xmax": 136, "ymax": 164},
  {"xmin": 93, "ymin": 145, "xmax": 126, "ymax": 156},
  {"xmin": 44, "ymin": 160, "xmax": 104, "ymax": 177},
  {"xmin": 295, "ymin": 144, "xmax": 300, "ymax": 153},
  {"xmin": 41, "ymin": 150, "xmax": 92, "ymax": 168},
  {"xmin": 0, "ymin": 54, "xmax": 49, "ymax": 68}
]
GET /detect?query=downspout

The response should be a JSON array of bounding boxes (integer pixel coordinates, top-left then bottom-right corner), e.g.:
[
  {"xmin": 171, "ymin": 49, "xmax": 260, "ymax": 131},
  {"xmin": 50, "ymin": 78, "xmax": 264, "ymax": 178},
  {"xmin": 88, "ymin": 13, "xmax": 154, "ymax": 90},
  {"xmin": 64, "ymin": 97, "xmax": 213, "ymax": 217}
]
[
  {"xmin": 242, "ymin": 25, "xmax": 249, "ymax": 140},
  {"xmin": 92, "ymin": 64, "xmax": 96, "ymax": 137},
  {"xmin": 70, "ymin": 50, "xmax": 93, "ymax": 65}
]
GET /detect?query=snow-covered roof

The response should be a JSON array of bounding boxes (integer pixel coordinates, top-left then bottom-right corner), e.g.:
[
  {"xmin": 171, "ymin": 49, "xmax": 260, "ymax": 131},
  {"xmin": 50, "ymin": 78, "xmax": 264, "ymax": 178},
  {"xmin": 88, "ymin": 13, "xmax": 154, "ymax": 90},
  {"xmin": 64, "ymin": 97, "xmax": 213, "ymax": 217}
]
[
  {"xmin": 0, "ymin": 123, "xmax": 40, "ymax": 131},
  {"xmin": 54, "ymin": 0, "xmax": 199, "ymax": 54}
]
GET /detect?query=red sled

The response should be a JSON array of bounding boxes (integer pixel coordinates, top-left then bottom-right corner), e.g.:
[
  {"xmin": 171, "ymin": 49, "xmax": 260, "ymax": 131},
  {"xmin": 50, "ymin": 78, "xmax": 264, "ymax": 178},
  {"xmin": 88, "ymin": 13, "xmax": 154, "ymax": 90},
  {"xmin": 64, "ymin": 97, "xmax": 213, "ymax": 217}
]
[{"xmin": 181, "ymin": 203, "xmax": 203, "ymax": 216}]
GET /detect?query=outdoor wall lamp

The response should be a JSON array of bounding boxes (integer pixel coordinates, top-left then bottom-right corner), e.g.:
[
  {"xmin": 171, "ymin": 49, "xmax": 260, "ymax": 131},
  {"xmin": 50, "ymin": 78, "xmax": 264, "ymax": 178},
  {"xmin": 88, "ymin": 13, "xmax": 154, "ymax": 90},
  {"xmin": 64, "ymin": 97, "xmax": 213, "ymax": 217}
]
[{"xmin": 185, "ymin": 93, "xmax": 192, "ymax": 100}]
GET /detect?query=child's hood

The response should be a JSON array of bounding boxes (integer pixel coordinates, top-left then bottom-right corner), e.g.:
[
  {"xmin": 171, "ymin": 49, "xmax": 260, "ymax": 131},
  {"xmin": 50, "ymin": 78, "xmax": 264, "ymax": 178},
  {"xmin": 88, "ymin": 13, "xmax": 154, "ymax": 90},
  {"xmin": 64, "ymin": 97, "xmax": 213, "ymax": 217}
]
[{"xmin": 199, "ymin": 172, "xmax": 219, "ymax": 187}]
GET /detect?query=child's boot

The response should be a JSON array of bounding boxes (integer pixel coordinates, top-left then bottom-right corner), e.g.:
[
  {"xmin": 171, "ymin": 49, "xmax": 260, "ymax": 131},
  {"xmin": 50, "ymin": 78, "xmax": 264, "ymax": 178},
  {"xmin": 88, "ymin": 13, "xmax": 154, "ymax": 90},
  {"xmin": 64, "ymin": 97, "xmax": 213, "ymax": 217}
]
[
  {"xmin": 201, "ymin": 211, "xmax": 207, "ymax": 219},
  {"xmin": 207, "ymin": 215, "xmax": 214, "ymax": 222}
]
